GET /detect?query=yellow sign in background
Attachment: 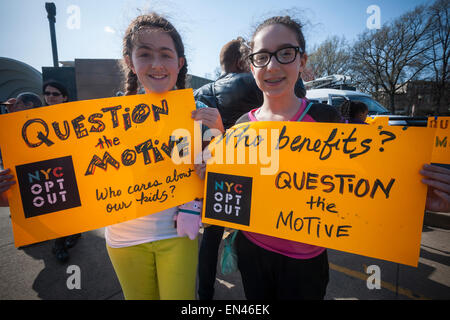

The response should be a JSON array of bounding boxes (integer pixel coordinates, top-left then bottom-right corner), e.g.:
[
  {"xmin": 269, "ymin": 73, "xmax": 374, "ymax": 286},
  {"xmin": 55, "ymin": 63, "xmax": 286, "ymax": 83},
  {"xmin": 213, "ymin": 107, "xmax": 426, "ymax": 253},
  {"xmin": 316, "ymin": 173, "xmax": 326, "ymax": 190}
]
[
  {"xmin": 428, "ymin": 116, "xmax": 450, "ymax": 166},
  {"xmin": 0, "ymin": 89, "xmax": 203, "ymax": 247},
  {"xmin": 202, "ymin": 121, "xmax": 434, "ymax": 267}
]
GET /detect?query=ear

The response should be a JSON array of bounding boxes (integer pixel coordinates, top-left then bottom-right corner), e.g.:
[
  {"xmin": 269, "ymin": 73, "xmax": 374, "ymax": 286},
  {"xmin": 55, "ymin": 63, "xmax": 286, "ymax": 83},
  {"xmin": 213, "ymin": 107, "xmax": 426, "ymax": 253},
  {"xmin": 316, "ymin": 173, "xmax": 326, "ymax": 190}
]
[
  {"xmin": 299, "ymin": 53, "xmax": 308, "ymax": 72},
  {"xmin": 178, "ymin": 57, "xmax": 185, "ymax": 72},
  {"xmin": 124, "ymin": 55, "xmax": 135, "ymax": 74}
]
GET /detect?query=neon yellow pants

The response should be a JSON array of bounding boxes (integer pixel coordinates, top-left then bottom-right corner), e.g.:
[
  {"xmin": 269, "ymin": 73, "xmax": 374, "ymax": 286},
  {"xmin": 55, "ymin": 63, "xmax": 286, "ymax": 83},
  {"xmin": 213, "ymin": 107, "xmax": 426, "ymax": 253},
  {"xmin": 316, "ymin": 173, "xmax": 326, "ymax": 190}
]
[{"xmin": 106, "ymin": 237, "xmax": 198, "ymax": 300}]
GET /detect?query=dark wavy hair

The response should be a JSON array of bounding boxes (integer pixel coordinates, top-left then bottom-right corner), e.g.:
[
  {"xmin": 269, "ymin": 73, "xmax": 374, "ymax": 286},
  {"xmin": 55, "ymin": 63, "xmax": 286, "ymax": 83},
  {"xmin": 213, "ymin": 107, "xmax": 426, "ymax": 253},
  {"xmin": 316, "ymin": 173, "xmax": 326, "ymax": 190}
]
[
  {"xmin": 43, "ymin": 80, "xmax": 69, "ymax": 102},
  {"xmin": 121, "ymin": 13, "xmax": 187, "ymax": 95}
]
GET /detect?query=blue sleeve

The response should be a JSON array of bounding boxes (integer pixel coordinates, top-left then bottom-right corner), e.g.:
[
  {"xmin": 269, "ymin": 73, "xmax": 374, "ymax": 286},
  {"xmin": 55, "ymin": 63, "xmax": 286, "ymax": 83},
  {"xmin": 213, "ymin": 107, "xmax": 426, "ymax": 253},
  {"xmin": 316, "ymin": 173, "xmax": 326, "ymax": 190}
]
[{"xmin": 195, "ymin": 100, "xmax": 208, "ymax": 110}]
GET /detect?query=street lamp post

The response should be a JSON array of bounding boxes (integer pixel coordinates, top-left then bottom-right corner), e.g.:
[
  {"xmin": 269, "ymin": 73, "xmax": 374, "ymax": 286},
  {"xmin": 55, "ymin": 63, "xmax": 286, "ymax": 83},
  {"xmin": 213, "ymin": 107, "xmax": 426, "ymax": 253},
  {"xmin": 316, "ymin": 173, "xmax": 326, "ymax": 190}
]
[{"xmin": 45, "ymin": 2, "xmax": 59, "ymax": 67}]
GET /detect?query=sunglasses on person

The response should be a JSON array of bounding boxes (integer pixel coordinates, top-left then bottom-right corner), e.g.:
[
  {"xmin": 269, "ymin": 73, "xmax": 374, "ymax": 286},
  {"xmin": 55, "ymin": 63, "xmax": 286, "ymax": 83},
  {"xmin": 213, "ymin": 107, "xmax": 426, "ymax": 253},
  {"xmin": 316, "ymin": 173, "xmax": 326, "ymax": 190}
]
[
  {"xmin": 248, "ymin": 46, "xmax": 303, "ymax": 68},
  {"xmin": 44, "ymin": 91, "xmax": 62, "ymax": 97}
]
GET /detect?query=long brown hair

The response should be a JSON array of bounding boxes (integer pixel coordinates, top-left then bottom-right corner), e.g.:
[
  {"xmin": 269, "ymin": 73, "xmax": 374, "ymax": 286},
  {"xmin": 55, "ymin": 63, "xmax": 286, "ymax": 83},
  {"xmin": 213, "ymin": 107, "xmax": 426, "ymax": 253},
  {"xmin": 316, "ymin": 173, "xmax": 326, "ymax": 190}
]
[{"xmin": 121, "ymin": 13, "xmax": 187, "ymax": 95}]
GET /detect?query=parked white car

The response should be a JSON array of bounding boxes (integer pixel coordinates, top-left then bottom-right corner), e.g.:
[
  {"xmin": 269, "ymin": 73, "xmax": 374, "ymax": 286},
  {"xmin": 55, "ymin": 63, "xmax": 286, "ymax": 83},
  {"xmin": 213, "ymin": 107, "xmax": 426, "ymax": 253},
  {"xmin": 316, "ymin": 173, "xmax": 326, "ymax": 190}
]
[
  {"xmin": 304, "ymin": 75, "xmax": 427, "ymax": 127},
  {"xmin": 305, "ymin": 88, "xmax": 390, "ymax": 116}
]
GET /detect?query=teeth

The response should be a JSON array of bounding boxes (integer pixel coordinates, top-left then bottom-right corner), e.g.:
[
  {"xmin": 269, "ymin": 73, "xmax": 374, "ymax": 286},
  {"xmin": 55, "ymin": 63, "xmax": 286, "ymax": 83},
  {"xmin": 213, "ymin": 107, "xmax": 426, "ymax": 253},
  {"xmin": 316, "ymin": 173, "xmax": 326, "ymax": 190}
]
[
  {"xmin": 265, "ymin": 78, "xmax": 283, "ymax": 83},
  {"xmin": 150, "ymin": 75, "xmax": 167, "ymax": 79}
]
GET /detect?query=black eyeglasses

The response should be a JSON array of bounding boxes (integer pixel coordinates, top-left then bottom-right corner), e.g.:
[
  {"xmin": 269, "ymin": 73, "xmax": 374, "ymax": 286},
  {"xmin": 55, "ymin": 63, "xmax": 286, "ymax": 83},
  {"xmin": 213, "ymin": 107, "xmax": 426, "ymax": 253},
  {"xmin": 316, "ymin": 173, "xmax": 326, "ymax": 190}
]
[
  {"xmin": 44, "ymin": 91, "xmax": 61, "ymax": 97},
  {"xmin": 248, "ymin": 46, "xmax": 303, "ymax": 68}
]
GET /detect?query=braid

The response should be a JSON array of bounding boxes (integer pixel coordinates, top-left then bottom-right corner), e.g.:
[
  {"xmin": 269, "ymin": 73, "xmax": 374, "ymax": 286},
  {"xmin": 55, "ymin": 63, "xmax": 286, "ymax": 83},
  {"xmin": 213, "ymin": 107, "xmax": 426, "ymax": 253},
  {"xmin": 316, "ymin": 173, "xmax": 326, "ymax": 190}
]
[
  {"xmin": 125, "ymin": 70, "xmax": 139, "ymax": 96},
  {"xmin": 176, "ymin": 62, "xmax": 188, "ymax": 89}
]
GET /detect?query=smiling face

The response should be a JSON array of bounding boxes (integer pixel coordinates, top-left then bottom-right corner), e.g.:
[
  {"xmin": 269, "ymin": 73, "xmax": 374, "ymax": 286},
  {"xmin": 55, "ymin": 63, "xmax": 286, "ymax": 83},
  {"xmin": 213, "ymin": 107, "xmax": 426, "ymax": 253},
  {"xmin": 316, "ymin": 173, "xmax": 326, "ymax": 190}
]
[
  {"xmin": 126, "ymin": 28, "xmax": 184, "ymax": 94},
  {"xmin": 250, "ymin": 24, "xmax": 307, "ymax": 99}
]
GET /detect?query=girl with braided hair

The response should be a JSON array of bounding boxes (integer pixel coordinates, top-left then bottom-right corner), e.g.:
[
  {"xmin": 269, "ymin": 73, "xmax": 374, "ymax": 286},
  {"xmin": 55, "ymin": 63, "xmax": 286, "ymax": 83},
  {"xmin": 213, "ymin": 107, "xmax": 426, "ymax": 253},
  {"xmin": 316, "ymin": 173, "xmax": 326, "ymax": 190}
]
[{"xmin": 106, "ymin": 12, "xmax": 224, "ymax": 300}]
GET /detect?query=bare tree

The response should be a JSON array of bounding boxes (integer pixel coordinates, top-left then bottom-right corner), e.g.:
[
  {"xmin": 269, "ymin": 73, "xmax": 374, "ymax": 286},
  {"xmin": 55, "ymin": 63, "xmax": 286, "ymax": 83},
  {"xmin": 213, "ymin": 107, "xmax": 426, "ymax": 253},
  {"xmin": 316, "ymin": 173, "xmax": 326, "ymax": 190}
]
[
  {"xmin": 351, "ymin": 5, "xmax": 435, "ymax": 113},
  {"xmin": 350, "ymin": 30, "xmax": 384, "ymax": 96},
  {"xmin": 307, "ymin": 36, "xmax": 351, "ymax": 78},
  {"xmin": 425, "ymin": 0, "xmax": 450, "ymax": 114}
]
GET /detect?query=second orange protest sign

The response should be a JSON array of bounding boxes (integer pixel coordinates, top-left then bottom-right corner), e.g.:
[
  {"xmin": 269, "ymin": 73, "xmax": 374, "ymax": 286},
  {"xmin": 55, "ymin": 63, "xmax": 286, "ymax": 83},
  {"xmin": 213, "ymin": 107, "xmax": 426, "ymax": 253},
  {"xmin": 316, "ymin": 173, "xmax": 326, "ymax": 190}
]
[{"xmin": 202, "ymin": 121, "xmax": 434, "ymax": 267}]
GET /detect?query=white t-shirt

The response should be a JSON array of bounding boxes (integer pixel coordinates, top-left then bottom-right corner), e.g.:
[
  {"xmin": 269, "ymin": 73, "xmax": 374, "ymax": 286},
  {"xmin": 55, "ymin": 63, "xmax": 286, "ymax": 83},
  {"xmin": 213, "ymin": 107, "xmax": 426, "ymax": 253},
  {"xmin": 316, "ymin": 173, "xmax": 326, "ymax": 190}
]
[
  {"xmin": 105, "ymin": 101, "xmax": 208, "ymax": 248},
  {"xmin": 105, "ymin": 207, "xmax": 178, "ymax": 248}
]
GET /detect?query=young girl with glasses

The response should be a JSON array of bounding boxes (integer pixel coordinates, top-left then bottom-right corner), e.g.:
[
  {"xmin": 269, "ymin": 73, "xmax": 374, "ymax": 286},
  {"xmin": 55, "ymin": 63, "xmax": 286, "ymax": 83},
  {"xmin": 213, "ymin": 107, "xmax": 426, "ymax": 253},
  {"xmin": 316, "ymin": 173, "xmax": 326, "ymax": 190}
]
[
  {"xmin": 232, "ymin": 16, "xmax": 340, "ymax": 300},
  {"xmin": 232, "ymin": 15, "xmax": 450, "ymax": 300}
]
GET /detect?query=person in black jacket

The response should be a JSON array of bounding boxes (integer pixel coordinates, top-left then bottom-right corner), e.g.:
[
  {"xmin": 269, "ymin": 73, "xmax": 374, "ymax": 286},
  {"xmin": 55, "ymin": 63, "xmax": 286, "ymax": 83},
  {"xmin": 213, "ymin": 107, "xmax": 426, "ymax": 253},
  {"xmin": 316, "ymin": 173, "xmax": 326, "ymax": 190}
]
[
  {"xmin": 195, "ymin": 37, "xmax": 306, "ymax": 300},
  {"xmin": 195, "ymin": 38, "xmax": 248, "ymax": 300}
]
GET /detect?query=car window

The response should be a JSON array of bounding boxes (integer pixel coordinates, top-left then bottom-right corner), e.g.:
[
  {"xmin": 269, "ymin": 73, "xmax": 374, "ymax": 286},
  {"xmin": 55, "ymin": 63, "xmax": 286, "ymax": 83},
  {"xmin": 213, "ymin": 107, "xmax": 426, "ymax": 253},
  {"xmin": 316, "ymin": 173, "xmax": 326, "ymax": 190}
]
[
  {"xmin": 347, "ymin": 95, "xmax": 390, "ymax": 115},
  {"xmin": 330, "ymin": 96, "xmax": 346, "ymax": 107}
]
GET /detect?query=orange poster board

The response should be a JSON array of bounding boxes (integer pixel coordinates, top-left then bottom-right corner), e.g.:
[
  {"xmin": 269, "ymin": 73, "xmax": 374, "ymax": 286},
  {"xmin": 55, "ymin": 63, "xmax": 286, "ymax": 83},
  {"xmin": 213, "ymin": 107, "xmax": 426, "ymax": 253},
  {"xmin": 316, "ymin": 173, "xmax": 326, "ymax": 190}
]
[
  {"xmin": 202, "ymin": 121, "xmax": 434, "ymax": 266},
  {"xmin": 0, "ymin": 89, "xmax": 203, "ymax": 247}
]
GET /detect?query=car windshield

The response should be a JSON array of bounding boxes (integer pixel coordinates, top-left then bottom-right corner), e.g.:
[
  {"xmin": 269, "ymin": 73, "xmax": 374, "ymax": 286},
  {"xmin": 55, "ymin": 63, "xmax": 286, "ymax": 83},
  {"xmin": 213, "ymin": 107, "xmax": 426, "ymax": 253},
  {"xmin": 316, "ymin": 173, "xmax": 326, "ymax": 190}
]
[{"xmin": 347, "ymin": 95, "xmax": 390, "ymax": 115}]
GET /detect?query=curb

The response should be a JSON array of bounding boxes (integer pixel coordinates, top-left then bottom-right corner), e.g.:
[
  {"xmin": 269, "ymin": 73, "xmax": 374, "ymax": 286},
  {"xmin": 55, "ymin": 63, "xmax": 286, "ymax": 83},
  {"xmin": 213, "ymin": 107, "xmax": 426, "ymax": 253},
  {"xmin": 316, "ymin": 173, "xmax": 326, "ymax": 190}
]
[{"xmin": 423, "ymin": 211, "xmax": 450, "ymax": 230}]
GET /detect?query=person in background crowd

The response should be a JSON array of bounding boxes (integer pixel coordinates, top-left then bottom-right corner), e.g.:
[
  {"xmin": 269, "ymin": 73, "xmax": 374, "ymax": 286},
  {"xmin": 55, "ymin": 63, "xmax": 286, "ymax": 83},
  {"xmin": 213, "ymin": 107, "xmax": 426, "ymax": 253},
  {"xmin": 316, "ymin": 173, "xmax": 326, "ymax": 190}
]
[
  {"xmin": 195, "ymin": 37, "xmax": 251, "ymax": 300},
  {"xmin": 2, "ymin": 92, "xmax": 42, "ymax": 113},
  {"xmin": 0, "ymin": 92, "xmax": 42, "ymax": 202},
  {"xmin": 340, "ymin": 100, "xmax": 369, "ymax": 124},
  {"xmin": 43, "ymin": 80, "xmax": 69, "ymax": 105},
  {"xmin": 41, "ymin": 80, "xmax": 82, "ymax": 263}
]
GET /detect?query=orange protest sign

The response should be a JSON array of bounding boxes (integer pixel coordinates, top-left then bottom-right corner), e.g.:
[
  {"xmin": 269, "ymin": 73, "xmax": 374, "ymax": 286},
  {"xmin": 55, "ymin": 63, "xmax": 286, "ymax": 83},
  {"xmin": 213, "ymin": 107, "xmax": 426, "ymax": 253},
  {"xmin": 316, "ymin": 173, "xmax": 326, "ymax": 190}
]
[
  {"xmin": 0, "ymin": 89, "xmax": 203, "ymax": 247},
  {"xmin": 202, "ymin": 121, "xmax": 434, "ymax": 267},
  {"xmin": 427, "ymin": 117, "xmax": 450, "ymax": 167}
]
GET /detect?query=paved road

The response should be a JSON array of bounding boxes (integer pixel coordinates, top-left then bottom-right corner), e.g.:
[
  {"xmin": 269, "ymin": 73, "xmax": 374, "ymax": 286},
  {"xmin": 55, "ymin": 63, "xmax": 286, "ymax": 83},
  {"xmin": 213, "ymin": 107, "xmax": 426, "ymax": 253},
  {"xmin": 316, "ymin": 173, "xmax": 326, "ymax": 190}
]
[{"xmin": 0, "ymin": 206, "xmax": 449, "ymax": 300}]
